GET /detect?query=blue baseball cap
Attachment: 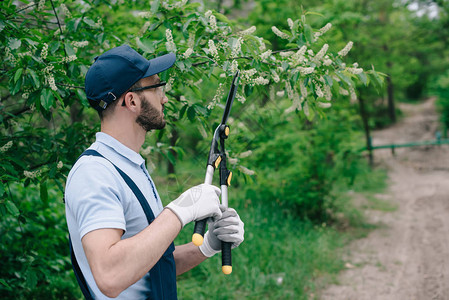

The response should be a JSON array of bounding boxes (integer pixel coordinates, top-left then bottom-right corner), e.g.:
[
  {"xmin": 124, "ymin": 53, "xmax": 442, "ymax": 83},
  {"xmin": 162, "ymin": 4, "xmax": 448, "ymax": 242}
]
[{"xmin": 85, "ymin": 44, "xmax": 176, "ymax": 111}]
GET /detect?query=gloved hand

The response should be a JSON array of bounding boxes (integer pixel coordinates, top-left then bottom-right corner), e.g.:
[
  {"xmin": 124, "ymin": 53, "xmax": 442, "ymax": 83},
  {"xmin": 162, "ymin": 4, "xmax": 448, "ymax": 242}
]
[
  {"xmin": 199, "ymin": 206, "xmax": 245, "ymax": 257},
  {"xmin": 165, "ymin": 184, "xmax": 222, "ymax": 228}
]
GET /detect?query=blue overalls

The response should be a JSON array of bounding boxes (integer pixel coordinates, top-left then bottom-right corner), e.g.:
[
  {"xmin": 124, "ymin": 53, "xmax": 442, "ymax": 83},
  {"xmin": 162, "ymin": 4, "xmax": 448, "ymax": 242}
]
[{"xmin": 69, "ymin": 149, "xmax": 177, "ymax": 299}]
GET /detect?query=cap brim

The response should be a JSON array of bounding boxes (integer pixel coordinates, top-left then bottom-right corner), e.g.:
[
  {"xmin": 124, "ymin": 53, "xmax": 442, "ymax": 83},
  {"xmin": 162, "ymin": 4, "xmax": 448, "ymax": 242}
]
[{"xmin": 143, "ymin": 53, "xmax": 176, "ymax": 78}]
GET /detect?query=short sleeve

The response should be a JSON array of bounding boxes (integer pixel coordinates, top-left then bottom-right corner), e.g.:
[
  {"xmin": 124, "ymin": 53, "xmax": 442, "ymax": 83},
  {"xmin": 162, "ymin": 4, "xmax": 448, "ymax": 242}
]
[{"xmin": 66, "ymin": 158, "xmax": 127, "ymax": 238}]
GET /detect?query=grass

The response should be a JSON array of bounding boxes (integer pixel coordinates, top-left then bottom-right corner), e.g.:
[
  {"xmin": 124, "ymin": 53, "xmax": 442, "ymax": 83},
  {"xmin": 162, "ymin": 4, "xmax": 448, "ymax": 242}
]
[{"xmin": 152, "ymin": 158, "xmax": 390, "ymax": 299}]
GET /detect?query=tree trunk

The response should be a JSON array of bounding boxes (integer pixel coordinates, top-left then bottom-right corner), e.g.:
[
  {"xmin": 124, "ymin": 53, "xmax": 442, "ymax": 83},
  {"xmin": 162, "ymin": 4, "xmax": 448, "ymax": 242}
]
[
  {"xmin": 386, "ymin": 70, "xmax": 396, "ymax": 123},
  {"xmin": 167, "ymin": 128, "xmax": 178, "ymax": 174},
  {"xmin": 358, "ymin": 93, "xmax": 373, "ymax": 166}
]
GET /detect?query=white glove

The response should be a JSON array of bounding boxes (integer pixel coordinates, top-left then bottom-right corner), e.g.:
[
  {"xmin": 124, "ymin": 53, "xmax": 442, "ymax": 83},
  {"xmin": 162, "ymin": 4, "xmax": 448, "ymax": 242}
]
[
  {"xmin": 165, "ymin": 184, "xmax": 222, "ymax": 227},
  {"xmin": 199, "ymin": 206, "xmax": 245, "ymax": 257}
]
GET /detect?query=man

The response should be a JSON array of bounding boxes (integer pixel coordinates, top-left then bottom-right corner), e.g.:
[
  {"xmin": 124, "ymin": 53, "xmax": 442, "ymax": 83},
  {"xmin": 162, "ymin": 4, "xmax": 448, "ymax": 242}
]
[{"xmin": 65, "ymin": 45, "xmax": 245, "ymax": 299}]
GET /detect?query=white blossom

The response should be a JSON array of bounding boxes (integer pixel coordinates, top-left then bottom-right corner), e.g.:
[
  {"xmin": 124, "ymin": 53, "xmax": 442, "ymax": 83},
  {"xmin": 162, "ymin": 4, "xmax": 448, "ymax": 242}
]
[
  {"xmin": 208, "ymin": 40, "xmax": 219, "ymax": 62},
  {"xmin": 230, "ymin": 60, "xmax": 239, "ymax": 74},
  {"xmin": 254, "ymin": 76, "xmax": 269, "ymax": 85},
  {"xmin": 347, "ymin": 67, "xmax": 363, "ymax": 75},
  {"xmin": 324, "ymin": 84, "xmax": 332, "ymax": 101},
  {"xmin": 60, "ymin": 4, "xmax": 71, "ymax": 17},
  {"xmin": 349, "ymin": 86, "xmax": 357, "ymax": 103},
  {"xmin": 208, "ymin": 83, "xmax": 224, "ymax": 109},
  {"xmin": 236, "ymin": 93, "xmax": 246, "ymax": 103},
  {"xmin": 231, "ymin": 37, "xmax": 242, "ymax": 58},
  {"xmin": 314, "ymin": 23, "xmax": 332, "ymax": 39},
  {"xmin": 314, "ymin": 82, "xmax": 324, "ymax": 98},
  {"xmin": 72, "ymin": 41, "xmax": 89, "ymax": 48},
  {"xmin": 57, "ymin": 161, "xmax": 63, "ymax": 169},
  {"xmin": 315, "ymin": 44, "xmax": 329, "ymax": 61},
  {"xmin": 303, "ymin": 101, "xmax": 310, "ymax": 116},
  {"xmin": 280, "ymin": 51, "xmax": 294, "ymax": 58},
  {"xmin": 323, "ymin": 59, "xmax": 332, "ymax": 66},
  {"xmin": 209, "ymin": 14, "xmax": 218, "ymax": 32},
  {"xmin": 141, "ymin": 146, "xmax": 154, "ymax": 156},
  {"xmin": 276, "ymin": 90, "xmax": 285, "ymax": 97},
  {"xmin": 271, "ymin": 70, "xmax": 280, "ymax": 83},
  {"xmin": 258, "ymin": 37, "xmax": 266, "ymax": 51},
  {"xmin": 24, "ymin": 170, "xmax": 41, "ymax": 179},
  {"xmin": 239, "ymin": 150, "xmax": 253, "ymax": 158},
  {"xmin": 287, "ymin": 18, "xmax": 294, "ymax": 30},
  {"xmin": 138, "ymin": 21, "xmax": 151, "ymax": 36},
  {"xmin": 238, "ymin": 26, "xmax": 256, "ymax": 36},
  {"xmin": 339, "ymin": 87, "xmax": 349, "ymax": 95},
  {"xmin": 260, "ymin": 49, "xmax": 272, "ymax": 60},
  {"xmin": 165, "ymin": 29, "xmax": 177, "ymax": 53},
  {"xmin": 238, "ymin": 165, "xmax": 255, "ymax": 176},
  {"xmin": 318, "ymin": 102, "xmax": 332, "ymax": 108},
  {"xmin": 38, "ymin": 0, "xmax": 45, "ymax": 10},
  {"xmin": 338, "ymin": 41, "xmax": 353, "ymax": 57},
  {"xmin": 47, "ymin": 75, "xmax": 57, "ymax": 91},
  {"xmin": 271, "ymin": 26, "xmax": 289, "ymax": 39},
  {"xmin": 183, "ymin": 48, "xmax": 193, "ymax": 59},
  {"xmin": 62, "ymin": 55, "xmax": 77, "ymax": 63},
  {"xmin": 300, "ymin": 80, "xmax": 307, "ymax": 98},
  {"xmin": 137, "ymin": 11, "xmax": 152, "ymax": 18},
  {"xmin": 0, "ymin": 141, "xmax": 13, "ymax": 153},
  {"xmin": 205, "ymin": 10, "xmax": 213, "ymax": 18},
  {"xmin": 188, "ymin": 31, "xmax": 196, "ymax": 48},
  {"xmin": 41, "ymin": 43, "xmax": 48, "ymax": 60},
  {"xmin": 298, "ymin": 67, "xmax": 315, "ymax": 75}
]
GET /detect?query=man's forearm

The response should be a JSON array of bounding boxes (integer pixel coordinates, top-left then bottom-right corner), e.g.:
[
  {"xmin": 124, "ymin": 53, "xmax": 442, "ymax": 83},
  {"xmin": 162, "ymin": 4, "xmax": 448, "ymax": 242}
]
[
  {"xmin": 82, "ymin": 208, "xmax": 182, "ymax": 297},
  {"xmin": 174, "ymin": 243, "xmax": 208, "ymax": 275}
]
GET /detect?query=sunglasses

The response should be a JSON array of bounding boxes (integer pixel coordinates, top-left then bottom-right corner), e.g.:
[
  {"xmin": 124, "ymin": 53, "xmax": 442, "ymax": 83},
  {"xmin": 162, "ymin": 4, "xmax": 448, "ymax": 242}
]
[{"xmin": 122, "ymin": 81, "xmax": 167, "ymax": 106}]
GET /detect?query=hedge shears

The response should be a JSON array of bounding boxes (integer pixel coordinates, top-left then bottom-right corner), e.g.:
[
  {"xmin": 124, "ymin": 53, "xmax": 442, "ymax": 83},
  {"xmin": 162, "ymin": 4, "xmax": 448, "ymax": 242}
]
[{"xmin": 192, "ymin": 71, "xmax": 239, "ymax": 275}]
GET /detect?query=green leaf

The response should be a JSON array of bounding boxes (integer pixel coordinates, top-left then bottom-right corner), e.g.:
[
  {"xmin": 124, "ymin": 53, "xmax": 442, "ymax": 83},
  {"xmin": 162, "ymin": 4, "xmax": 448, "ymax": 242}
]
[
  {"xmin": 5, "ymin": 200, "xmax": 19, "ymax": 217},
  {"xmin": 151, "ymin": 0, "xmax": 160, "ymax": 13},
  {"xmin": 0, "ymin": 21, "xmax": 5, "ymax": 32},
  {"xmin": 40, "ymin": 89, "xmax": 55, "ymax": 110},
  {"xmin": 8, "ymin": 38, "xmax": 21, "ymax": 50},
  {"xmin": 11, "ymin": 77, "xmax": 22, "ymax": 95},
  {"xmin": 40, "ymin": 181, "xmax": 49, "ymax": 206},
  {"xmin": 26, "ymin": 270, "xmax": 38, "ymax": 290},
  {"xmin": 179, "ymin": 104, "xmax": 188, "ymax": 119},
  {"xmin": 49, "ymin": 41, "xmax": 60, "ymax": 54},
  {"xmin": 136, "ymin": 38, "xmax": 155, "ymax": 53},
  {"xmin": 323, "ymin": 75, "xmax": 333, "ymax": 87},
  {"xmin": 76, "ymin": 89, "xmax": 89, "ymax": 108},
  {"xmin": 214, "ymin": 12, "xmax": 231, "ymax": 24},
  {"xmin": 83, "ymin": 17, "xmax": 96, "ymax": 27},
  {"xmin": 14, "ymin": 68, "xmax": 23, "ymax": 83},
  {"xmin": 187, "ymin": 106, "xmax": 196, "ymax": 121},
  {"xmin": 304, "ymin": 24, "xmax": 313, "ymax": 44},
  {"xmin": 0, "ymin": 279, "xmax": 12, "ymax": 291},
  {"xmin": 28, "ymin": 69, "xmax": 40, "ymax": 88},
  {"xmin": 357, "ymin": 72, "xmax": 368, "ymax": 85},
  {"xmin": 0, "ymin": 182, "xmax": 4, "ymax": 196},
  {"xmin": 64, "ymin": 42, "xmax": 76, "ymax": 56}
]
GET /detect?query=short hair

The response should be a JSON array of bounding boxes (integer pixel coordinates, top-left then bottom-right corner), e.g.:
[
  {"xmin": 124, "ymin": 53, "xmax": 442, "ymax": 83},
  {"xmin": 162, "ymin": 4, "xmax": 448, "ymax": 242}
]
[{"xmin": 96, "ymin": 81, "xmax": 143, "ymax": 120}]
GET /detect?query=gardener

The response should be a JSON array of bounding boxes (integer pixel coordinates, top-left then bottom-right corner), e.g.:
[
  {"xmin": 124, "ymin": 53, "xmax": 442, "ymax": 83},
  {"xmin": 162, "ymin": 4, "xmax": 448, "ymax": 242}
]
[{"xmin": 65, "ymin": 44, "xmax": 245, "ymax": 299}]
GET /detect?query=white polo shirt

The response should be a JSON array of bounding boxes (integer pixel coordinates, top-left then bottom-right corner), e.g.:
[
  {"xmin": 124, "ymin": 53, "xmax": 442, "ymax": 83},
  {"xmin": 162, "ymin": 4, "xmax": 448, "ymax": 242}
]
[{"xmin": 65, "ymin": 132, "xmax": 163, "ymax": 299}]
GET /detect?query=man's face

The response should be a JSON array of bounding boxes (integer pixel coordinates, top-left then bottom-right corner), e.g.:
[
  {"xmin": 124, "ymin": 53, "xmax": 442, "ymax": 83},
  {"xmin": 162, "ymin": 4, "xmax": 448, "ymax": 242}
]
[{"xmin": 135, "ymin": 76, "xmax": 168, "ymax": 131}]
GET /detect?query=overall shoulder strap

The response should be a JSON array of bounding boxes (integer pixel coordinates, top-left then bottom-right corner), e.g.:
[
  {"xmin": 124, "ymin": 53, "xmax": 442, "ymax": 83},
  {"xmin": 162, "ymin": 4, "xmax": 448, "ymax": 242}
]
[
  {"xmin": 70, "ymin": 149, "xmax": 157, "ymax": 299},
  {"xmin": 82, "ymin": 149, "xmax": 156, "ymax": 222}
]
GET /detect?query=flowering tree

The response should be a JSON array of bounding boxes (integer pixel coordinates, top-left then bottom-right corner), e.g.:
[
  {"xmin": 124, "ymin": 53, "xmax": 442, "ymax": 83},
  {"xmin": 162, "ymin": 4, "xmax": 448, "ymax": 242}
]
[{"xmin": 0, "ymin": 0, "xmax": 382, "ymax": 297}]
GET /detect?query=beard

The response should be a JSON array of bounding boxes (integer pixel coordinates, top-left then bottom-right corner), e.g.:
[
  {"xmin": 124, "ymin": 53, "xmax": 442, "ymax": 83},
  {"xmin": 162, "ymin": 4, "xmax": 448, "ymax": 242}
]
[{"xmin": 136, "ymin": 94, "xmax": 166, "ymax": 132}]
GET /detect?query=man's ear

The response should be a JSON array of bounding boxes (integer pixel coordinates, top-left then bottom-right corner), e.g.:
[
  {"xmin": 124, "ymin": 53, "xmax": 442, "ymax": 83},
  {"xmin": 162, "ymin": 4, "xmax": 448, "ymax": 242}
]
[{"xmin": 123, "ymin": 92, "xmax": 139, "ymax": 112}]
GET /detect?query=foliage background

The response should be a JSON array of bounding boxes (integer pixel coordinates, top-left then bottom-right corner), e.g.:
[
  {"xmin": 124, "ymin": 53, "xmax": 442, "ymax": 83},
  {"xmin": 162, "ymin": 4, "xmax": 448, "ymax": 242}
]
[{"xmin": 1, "ymin": 0, "xmax": 448, "ymax": 299}]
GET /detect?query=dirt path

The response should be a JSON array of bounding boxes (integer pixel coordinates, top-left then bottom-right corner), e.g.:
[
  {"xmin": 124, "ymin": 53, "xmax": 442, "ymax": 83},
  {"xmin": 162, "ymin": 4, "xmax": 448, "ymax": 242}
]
[{"xmin": 320, "ymin": 98, "xmax": 449, "ymax": 300}]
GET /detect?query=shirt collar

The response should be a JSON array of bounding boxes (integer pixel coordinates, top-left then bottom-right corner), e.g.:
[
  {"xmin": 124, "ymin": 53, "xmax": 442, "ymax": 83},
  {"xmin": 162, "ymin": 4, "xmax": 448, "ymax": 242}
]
[{"xmin": 96, "ymin": 132, "xmax": 145, "ymax": 166}]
